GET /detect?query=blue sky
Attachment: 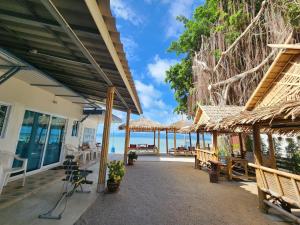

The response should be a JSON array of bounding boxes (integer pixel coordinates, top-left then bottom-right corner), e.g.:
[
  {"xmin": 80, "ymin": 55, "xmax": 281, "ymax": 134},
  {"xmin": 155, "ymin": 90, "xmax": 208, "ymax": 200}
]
[{"xmin": 110, "ymin": 0, "xmax": 201, "ymax": 124}]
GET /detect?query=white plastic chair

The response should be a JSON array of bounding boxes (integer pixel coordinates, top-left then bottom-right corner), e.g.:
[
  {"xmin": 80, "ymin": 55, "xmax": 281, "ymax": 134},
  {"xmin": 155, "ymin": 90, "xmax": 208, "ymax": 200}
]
[
  {"xmin": 0, "ymin": 150, "xmax": 28, "ymax": 194},
  {"xmin": 64, "ymin": 144, "xmax": 83, "ymax": 162}
]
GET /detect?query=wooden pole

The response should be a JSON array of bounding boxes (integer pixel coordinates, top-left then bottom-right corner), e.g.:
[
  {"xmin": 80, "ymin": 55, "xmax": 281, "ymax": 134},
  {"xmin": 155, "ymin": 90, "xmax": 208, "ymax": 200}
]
[
  {"xmin": 189, "ymin": 132, "xmax": 192, "ymax": 149},
  {"xmin": 238, "ymin": 133, "xmax": 245, "ymax": 159},
  {"xmin": 166, "ymin": 130, "xmax": 169, "ymax": 154},
  {"xmin": 158, "ymin": 130, "xmax": 160, "ymax": 154},
  {"xmin": 202, "ymin": 132, "xmax": 206, "ymax": 149},
  {"xmin": 123, "ymin": 109, "xmax": 131, "ymax": 164},
  {"xmin": 153, "ymin": 130, "xmax": 156, "ymax": 146},
  {"xmin": 252, "ymin": 123, "xmax": 267, "ymax": 212},
  {"xmin": 196, "ymin": 131, "xmax": 200, "ymax": 148},
  {"xmin": 253, "ymin": 124, "xmax": 263, "ymax": 165},
  {"xmin": 174, "ymin": 129, "xmax": 177, "ymax": 150},
  {"xmin": 97, "ymin": 86, "xmax": 115, "ymax": 192},
  {"xmin": 212, "ymin": 131, "xmax": 218, "ymax": 159},
  {"xmin": 267, "ymin": 134, "xmax": 277, "ymax": 169}
]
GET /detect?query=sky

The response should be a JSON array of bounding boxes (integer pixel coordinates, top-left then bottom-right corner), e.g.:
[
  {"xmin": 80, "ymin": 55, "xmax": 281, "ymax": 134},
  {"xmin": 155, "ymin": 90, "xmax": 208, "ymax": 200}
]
[{"xmin": 109, "ymin": 0, "xmax": 201, "ymax": 125}]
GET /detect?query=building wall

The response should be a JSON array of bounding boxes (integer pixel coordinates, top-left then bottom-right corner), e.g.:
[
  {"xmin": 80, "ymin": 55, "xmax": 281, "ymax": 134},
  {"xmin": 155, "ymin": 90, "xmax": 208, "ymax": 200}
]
[{"xmin": 0, "ymin": 77, "xmax": 101, "ymax": 172}]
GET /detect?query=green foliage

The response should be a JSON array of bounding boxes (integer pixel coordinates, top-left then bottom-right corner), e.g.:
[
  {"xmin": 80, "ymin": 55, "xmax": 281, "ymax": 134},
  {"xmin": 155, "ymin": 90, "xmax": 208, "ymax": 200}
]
[
  {"xmin": 107, "ymin": 160, "xmax": 125, "ymax": 183},
  {"xmin": 282, "ymin": 0, "xmax": 300, "ymax": 28},
  {"xmin": 245, "ymin": 135, "xmax": 254, "ymax": 152},
  {"xmin": 128, "ymin": 151, "xmax": 138, "ymax": 160},
  {"xmin": 165, "ymin": 58, "xmax": 192, "ymax": 113},
  {"xmin": 285, "ymin": 138, "xmax": 300, "ymax": 174}
]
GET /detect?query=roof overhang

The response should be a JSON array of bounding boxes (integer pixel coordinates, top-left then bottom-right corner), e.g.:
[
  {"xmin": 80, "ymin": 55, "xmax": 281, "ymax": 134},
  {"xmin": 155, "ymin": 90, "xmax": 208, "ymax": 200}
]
[{"xmin": 0, "ymin": 0, "xmax": 142, "ymax": 114}]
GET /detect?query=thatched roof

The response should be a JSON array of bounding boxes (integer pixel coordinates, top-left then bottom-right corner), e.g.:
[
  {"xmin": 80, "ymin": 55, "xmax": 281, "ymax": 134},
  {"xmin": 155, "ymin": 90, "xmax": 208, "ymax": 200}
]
[
  {"xmin": 213, "ymin": 44, "xmax": 300, "ymax": 134},
  {"xmin": 194, "ymin": 105, "xmax": 243, "ymax": 130},
  {"xmin": 178, "ymin": 124, "xmax": 197, "ymax": 133},
  {"xmin": 119, "ymin": 117, "xmax": 162, "ymax": 131},
  {"xmin": 168, "ymin": 119, "xmax": 193, "ymax": 130},
  {"xmin": 246, "ymin": 44, "xmax": 300, "ymax": 111}
]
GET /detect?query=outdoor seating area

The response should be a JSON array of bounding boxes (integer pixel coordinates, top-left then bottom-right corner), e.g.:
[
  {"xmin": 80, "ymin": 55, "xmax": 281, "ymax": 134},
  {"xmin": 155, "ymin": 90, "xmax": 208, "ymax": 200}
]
[{"xmin": 128, "ymin": 144, "xmax": 159, "ymax": 154}]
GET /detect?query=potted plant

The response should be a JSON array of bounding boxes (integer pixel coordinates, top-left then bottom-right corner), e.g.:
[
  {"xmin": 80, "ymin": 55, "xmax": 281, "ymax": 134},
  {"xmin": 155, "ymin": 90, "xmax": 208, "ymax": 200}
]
[
  {"xmin": 127, "ymin": 151, "xmax": 138, "ymax": 165},
  {"xmin": 107, "ymin": 160, "xmax": 125, "ymax": 193}
]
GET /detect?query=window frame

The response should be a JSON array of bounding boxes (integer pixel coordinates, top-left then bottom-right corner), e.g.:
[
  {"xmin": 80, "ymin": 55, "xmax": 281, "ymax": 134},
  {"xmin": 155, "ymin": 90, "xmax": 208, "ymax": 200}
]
[
  {"xmin": 71, "ymin": 120, "xmax": 80, "ymax": 137},
  {"xmin": 0, "ymin": 103, "xmax": 10, "ymax": 138}
]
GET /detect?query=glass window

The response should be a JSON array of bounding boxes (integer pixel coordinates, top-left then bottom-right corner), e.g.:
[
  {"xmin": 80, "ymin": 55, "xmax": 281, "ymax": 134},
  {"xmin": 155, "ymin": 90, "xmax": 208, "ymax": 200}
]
[
  {"xmin": 0, "ymin": 104, "xmax": 10, "ymax": 137},
  {"xmin": 83, "ymin": 128, "xmax": 96, "ymax": 145},
  {"xmin": 71, "ymin": 121, "xmax": 79, "ymax": 137}
]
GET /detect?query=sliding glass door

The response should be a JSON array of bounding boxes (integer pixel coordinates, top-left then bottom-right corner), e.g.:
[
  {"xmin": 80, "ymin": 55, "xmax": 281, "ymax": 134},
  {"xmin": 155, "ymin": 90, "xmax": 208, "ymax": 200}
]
[
  {"xmin": 14, "ymin": 110, "xmax": 66, "ymax": 172},
  {"xmin": 43, "ymin": 117, "xmax": 66, "ymax": 166}
]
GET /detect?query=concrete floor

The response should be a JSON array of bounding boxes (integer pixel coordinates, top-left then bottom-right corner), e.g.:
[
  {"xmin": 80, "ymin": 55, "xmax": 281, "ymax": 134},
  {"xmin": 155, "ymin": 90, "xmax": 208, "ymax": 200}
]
[{"xmin": 75, "ymin": 161, "xmax": 290, "ymax": 225}]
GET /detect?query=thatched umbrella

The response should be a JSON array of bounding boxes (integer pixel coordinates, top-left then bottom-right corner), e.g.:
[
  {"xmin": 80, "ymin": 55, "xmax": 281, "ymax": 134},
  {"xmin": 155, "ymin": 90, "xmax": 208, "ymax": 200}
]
[
  {"xmin": 119, "ymin": 117, "xmax": 162, "ymax": 131},
  {"xmin": 168, "ymin": 119, "xmax": 194, "ymax": 149}
]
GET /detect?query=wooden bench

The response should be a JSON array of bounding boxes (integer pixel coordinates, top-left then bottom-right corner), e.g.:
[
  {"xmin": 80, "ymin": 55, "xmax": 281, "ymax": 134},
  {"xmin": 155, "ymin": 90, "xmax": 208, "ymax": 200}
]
[
  {"xmin": 249, "ymin": 163, "xmax": 300, "ymax": 223},
  {"xmin": 196, "ymin": 149, "xmax": 216, "ymax": 168}
]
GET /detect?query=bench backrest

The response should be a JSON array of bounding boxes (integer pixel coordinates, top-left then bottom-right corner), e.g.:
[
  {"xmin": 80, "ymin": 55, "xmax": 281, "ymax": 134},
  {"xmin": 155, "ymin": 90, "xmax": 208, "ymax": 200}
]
[
  {"xmin": 196, "ymin": 149, "xmax": 215, "ymax": 163},
  {"xmin": 249, "ymin": 163, "xmax": 300, "ymax": 208}
]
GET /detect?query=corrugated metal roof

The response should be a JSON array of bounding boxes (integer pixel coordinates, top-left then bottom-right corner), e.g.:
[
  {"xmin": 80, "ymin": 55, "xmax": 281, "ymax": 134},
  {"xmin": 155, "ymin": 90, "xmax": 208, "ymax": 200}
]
[{"xmin": 0, "ymin": 0, "xmax": 142, "ymax": 114}]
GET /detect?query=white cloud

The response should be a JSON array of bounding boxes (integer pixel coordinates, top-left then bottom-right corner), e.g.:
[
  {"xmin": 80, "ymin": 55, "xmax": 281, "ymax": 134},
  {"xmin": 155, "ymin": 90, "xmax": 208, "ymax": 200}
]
[
  {"xmin": 166, "ymin": 0, "xmax": 196, "ymax": 38},
  {"xmin": 147, "ymin": 55, "xmax": 177, "ymax": 83},
  {"xmin": 135, "ymin": 80, "xmax": 165, "ymax": 109},
  {"xmin": 111, "ymin": 0, "xmax": 143, "ymax": 26},
  {"xmin": 121, "ymin": 36, "xmax": 138, "ymax": 61},
  {"xmin": 144, "ymin": 0, "xmax": 198, "ymax": 38}
]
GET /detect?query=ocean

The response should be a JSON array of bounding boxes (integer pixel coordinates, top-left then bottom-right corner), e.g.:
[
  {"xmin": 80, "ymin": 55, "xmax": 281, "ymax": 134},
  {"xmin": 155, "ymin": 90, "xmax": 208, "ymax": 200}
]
[{"xmin": 96, "ymin": 131, "xmax": 212, "ymax": 154}]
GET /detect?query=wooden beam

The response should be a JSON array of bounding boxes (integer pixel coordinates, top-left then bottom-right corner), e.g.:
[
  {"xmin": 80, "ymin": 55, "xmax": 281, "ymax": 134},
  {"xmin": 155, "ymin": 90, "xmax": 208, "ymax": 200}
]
[
  {"xmin": 123, "ymin": 109, "xmax": 131, "ymax": 164},
  {"xmin": 212, "ymin": 131, "xmax": 218, "ymax": 160},
  {"xmin": 239, "ymin": 133, "xmax": 245, "ymax": 159},
  {"xmin": 174, "ymin": 129, "xmax": 177, "ymax": 150},
  {"xmin": 97, "ymin": 86, "xmax": 115, "ymax": 192},
  {"xmin": 153, "ymin": 130, "xmax": 156, "ymax": 146},
  {"xmin": 189, "ymin": 132, "xmax": 192, "ymax": 149},
  {"xmin": 158, "ymin": 130, "xmax": 160, "ymax": 155},
  {"xmin": 253, "ymin": 124, "xmax": 263, "ymax": 165},
  {"xmin": 202, "ymin": 132, "xmax": 206, "ymax": 149},
  {"xmin": 166, "ymin": 130, "xmax": 169, "ymax": 154},
  {"xmin": 196, "ymin": 131, "xmax": 200, "ymax": 148},
  {"xmin": 268, "ymin": 134, "xmax": 277, "ymax": 169},
  {"xmin": 252, "ymin": 124, "xmax": 267, "ymax": 212}
]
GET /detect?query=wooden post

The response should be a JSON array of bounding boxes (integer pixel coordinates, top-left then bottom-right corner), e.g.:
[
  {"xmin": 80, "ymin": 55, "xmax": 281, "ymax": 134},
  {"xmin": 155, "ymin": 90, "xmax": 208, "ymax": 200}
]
[
  {"xmin": 253, "ymin": 124, "xmax": 263, "ymax": 165},
  {"xmin": 189, "ymin": 132, "xmax": 192, "ymax": 149},
  {"xmin": 157, "ymin": 130, "xmax": 160, "ymax": 154},
  {"xmin": 196, "ymin": 131, "xmax": 200, "ymax": 148},
  {"xmin": 153, "ymin": 130, "xmax": 156, "ymax": 146},
  {"xmin": 202, "ymin": 132, "xmax": 206, "ymax": 149},
  {"xmin": 97, "ymin": 86, "xmax": 115, "ymax": 192},
  {"xmin": 166, "ymin": 129, "xmax": 169, "ymax": 154},
  {"xmin": 174, "ymin": 129, "xmax": 177, "ymax": 150},
  {"xmin": 212, "ymin": 131, "xmax": 218, "ymax": 159},
  {"xmin": 123, "ymin": 109, "xmax": 131, "ymax": 164},
  {"xmin": 252, "ymin": 124, "xmax": 267, "ymax": 212},
  {"xmin": 238, "ymin": 133, "xmax": 245, "ymax": 159},
  {"xmin": 268, "ymin": 134, "xmax": 277, "ymax": 169}
]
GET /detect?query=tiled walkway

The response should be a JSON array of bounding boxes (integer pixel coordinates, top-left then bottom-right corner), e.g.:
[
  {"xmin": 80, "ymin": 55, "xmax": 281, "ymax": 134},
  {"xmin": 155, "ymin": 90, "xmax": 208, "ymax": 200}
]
[{"xmin": 0, "ymin": 169, "xmax": 65, "ymax": 209}]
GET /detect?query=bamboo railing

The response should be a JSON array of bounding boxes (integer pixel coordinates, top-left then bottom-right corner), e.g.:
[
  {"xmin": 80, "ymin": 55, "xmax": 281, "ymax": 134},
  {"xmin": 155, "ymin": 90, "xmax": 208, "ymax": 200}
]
[
  {"xmin": 249, "ymin": 163, "xmax": 300, "ymax": 208},
  {"xmin": 196, "ymin": 148, "xmax": 215, "ymax": 167}
]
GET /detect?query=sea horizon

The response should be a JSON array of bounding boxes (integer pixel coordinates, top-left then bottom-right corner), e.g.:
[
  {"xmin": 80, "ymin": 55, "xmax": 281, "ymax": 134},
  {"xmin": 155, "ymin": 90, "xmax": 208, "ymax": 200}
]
[{"xmin": 96, "ymin": 131, "xmax": 212, "ymax": 154}]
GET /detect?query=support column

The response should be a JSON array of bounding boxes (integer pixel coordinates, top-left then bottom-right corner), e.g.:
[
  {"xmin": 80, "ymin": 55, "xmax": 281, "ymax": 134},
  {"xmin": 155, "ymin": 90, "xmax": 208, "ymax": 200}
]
[
  {"xmin": 174, "ymin": 129, "xmax": 177, "ymax": 150},
  {"xmin": 202, "ymin": 132, "xmax": 206, "ymax": 149},
  {"xmin": 238, "ymin": 133, "xmax": 245, "ymax": 159},
  {"xmin": 196, "ymin": 131, "xmax": 200, "ymax": 148},
  {"xmin": 212, "ymin": 131, "xmax": 218, "ymax": 159},
  {"xmin": 97, "ymin": 86, "xmax": 115, "ymax": 193},
  {"xmin": 166, "ymin": 130, "xmax": 169, "ymax": 154},
  {"xmin": 157, "ymin": 130, "xmax": 160, "ymax": 154},
  {"xmin": 268, "ymin": 134, "xmax": 277, "ymax": 169},
  {"xmin": 123, "ymin": 109, "xmax": 131, "ymax": 164},
  {"xmin": 153, "ymin": 130, "xmax": 156, "ymax": 146},
  {"xmin": 253, "ymin": 124, "xmax": 267, "ymax": 212},
  {"xmin": 189, "ymin": 132, "xmax": 192, "ymax": 149}
]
